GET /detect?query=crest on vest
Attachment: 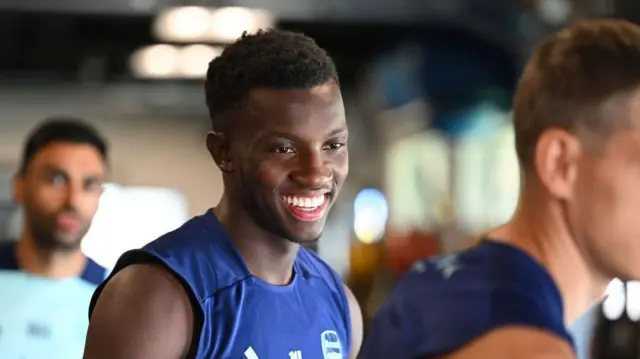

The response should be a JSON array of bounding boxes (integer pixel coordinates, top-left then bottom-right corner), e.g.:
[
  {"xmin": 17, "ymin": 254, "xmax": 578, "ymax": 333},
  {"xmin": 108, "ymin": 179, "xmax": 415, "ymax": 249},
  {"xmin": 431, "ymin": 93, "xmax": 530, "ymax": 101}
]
[{"xmin": 320, "ymin": 330, "xmax": 343, "ymax": 359}]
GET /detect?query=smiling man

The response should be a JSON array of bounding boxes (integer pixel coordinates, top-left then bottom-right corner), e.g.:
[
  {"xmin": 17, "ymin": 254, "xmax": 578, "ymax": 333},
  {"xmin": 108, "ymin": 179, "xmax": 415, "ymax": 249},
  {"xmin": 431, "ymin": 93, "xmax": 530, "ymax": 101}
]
[{"xmin": 84, "ymin": 29, "xmax": 363, "ymax": 359}]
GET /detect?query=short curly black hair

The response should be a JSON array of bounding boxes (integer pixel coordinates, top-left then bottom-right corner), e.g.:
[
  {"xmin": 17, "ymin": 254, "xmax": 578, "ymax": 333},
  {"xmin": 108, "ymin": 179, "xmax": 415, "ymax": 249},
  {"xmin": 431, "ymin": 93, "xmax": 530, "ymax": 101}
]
[{"xmin": 204, "ymin": 29, "xmax": 339, "ymax": 131}]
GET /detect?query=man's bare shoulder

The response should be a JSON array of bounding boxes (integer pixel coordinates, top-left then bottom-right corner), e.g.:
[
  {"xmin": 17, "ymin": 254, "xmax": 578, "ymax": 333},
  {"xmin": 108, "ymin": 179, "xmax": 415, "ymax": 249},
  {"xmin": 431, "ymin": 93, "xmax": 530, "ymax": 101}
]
[
  {"xmin": 437, "ymin": 326, "xmax": 576, "ymax": 359},
  {"xmin": 84, "ymin": 263, "xmax": 194, "ymax": 359}
]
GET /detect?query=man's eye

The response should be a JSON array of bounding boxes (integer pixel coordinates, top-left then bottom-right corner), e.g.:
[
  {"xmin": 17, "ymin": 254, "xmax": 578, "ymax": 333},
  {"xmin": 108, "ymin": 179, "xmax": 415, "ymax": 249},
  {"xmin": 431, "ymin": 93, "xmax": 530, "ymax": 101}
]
[
  {"xmin": 275, "ymin": 146, "xmax": 295, "ymax": 154},
  {"xmin": 50, "ymin": 174, "xmax": 66, "ymax": 186},
  {"xmin": 325, "ymin": 143, "xmax": 345, "ymax": 151},
  {"xmin": 85, "ymin": 180, "xmax": 103, "ymax": 193}
]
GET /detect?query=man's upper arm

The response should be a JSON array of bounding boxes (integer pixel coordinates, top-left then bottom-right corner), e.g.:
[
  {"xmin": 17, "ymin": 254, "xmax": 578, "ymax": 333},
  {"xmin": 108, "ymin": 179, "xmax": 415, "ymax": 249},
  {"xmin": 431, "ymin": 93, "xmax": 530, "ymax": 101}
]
[
  {"xmin": 437, "ymin": 327, "xmax": 576, "ymax": 359},
  {"xmin": 83, "ymin": 263, "xmax": 194, "ymax": 359},
  {"xmin": 344, "ymin": 284, "xmax": 363, "ymax": 359}
]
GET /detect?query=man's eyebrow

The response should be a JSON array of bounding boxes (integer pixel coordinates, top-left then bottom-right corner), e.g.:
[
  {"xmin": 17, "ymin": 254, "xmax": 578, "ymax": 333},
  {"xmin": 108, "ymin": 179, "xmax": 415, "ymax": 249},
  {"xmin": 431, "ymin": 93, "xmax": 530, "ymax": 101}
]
[
  {"xmin": 327, "ymin": 127, "xmax": 349, "ymax": 137},
  {"xmin": 263, "ymin": 131, "xmax": 299, "ymax": 141},
  {"xmin": 263, "ymin": 127, "xmax": 348, "ymax": 140},
  {"xmin": 40, "ymin": 165, "xmax": 65, "ymax": 174}
]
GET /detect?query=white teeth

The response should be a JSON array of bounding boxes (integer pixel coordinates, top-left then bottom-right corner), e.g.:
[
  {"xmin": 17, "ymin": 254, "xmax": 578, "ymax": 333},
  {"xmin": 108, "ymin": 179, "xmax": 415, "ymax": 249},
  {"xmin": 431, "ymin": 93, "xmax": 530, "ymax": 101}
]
[{"xmin": 282, "ymin": 195, "xmax": 326, "ymax": 210}]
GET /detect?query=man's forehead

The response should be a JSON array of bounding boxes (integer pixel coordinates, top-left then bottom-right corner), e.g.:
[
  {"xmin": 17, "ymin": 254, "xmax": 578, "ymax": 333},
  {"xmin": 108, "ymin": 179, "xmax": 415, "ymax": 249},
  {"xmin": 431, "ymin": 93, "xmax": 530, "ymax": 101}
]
[
  {"xmin": 232, "ymin": 83, "xmax": 345, "ymax": 132},
  {"xmin": 29, "ymin": 143, "xmax": 106, "ymax": 174},
  {"xmin": 245, "ymin": 82, "xmax": 341, "ymax": 111}
]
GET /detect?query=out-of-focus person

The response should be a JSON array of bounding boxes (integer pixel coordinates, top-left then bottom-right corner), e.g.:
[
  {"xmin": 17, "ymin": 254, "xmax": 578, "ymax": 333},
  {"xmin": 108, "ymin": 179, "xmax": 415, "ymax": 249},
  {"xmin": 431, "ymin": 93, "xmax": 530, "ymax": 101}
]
[
  {"xmin": 360, "ymin": 18, "xmax": 640, "ymax": 359},
  {"xmin": 0, "ymin": 118, "xmax": 109, "ymax": 358}
]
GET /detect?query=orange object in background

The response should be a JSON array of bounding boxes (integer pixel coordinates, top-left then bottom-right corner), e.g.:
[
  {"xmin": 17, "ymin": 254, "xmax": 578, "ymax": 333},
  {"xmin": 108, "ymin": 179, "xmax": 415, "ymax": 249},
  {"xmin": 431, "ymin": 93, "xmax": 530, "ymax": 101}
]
[
  {"xmin": 384, "ymin": 230, "xmax": 440, "ymax": 277},
  {"xmin": 349, "ymin": 241, "xmax": 382, "ymax": 281}
]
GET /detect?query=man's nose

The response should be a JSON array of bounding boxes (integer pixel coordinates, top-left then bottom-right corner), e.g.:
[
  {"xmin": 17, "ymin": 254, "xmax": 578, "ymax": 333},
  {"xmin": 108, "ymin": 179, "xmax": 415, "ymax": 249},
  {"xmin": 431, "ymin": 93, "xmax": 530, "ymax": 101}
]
[
  {"xmin": 290, "ymin": 151, "xmax": 332, "ymax": 189},
  {"xmin": 63, "ymin": 183, "xmax": 84, "ymax": 210}
]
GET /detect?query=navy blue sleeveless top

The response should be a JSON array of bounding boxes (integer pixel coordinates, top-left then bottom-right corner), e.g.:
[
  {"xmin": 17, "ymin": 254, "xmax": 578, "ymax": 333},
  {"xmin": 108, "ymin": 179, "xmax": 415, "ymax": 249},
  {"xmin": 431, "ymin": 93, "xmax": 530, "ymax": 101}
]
[
  {"xmin": 359, "ymin": 239, "xmax": 574, "ymax": 358},
  {"xmin": 89, "ymin": 210, "xmax": 351, "ymax": 359}
]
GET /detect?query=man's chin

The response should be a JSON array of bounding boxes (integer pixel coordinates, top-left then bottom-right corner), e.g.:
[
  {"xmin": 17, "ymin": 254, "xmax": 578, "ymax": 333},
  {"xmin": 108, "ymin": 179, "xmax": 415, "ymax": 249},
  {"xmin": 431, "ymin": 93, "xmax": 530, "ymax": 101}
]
[
  {"xmin": 57, "ymin": 242, "xmax": 83, "ymax": 251},
  {"xmin": 282, "ymin": 220, "xmax": 326, "ymax": 244},
  {"xmin": 33, "ymin": 239, "xmax": 81, "ymax": 252},
  {"xmin": 286, "ymin": 234, "xmax": 322, "ymax": 244},
  {"xmin": 48, "ymin": 233, "xmax": 84, "ymax": 251},
  {"xmin": 50, "ymin": 239, "xmax": 83, "ymax": 251}
]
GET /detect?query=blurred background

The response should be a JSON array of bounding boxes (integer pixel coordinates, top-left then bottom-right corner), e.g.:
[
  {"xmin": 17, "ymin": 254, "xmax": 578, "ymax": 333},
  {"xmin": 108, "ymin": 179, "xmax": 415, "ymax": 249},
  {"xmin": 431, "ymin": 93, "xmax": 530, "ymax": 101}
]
[{"xmin": 0, "ymin": 0, "xmax": 635, "ymax": 335}]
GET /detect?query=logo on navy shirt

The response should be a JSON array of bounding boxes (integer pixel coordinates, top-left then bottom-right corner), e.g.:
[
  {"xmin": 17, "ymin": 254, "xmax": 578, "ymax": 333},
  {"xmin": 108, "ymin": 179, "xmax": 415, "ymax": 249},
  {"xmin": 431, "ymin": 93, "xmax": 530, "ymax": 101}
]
[
  {"xmin": 432, "ymin": 254, "xmax": 461, "ymax": 279},
  {"xmin": 320, "ymin": 330, "xmax": 343, "ymax": 359}
]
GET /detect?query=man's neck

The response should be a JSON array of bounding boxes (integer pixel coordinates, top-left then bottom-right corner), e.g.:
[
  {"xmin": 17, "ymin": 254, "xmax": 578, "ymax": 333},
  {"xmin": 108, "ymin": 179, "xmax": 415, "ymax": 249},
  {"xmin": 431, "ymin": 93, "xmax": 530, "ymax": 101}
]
[
  {"xmin": 213, "ymin": 197, "xmax": 299, "ymax": 286},
  {"xmin": 15, "ymin": 234, "xmax": 87, "ymax": 279},
  {"xmin": 489, "ymin": 188, "xmax": 609, "ymax": 325}
]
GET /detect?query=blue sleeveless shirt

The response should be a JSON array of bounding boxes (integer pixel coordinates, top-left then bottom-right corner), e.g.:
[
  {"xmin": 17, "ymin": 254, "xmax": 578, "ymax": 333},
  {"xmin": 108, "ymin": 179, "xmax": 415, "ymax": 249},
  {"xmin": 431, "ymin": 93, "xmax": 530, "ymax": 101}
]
[
  {"xmin": 90, "ymin": 210, "xmax": 351, "ymax": 359},
  {"xmin": 359, "ymin": 239, "xmax": 574, "ymax": 358}
]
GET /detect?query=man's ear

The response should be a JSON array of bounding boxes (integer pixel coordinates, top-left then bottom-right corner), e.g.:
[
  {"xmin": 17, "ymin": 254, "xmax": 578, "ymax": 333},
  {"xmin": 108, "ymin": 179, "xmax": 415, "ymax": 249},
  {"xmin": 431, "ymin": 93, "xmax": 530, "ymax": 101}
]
[
  {"xmin": 206, "ymin": 131, "xmax": 233, "ymax": 173},
  {"xmin": 534, "ymin": 128, "xmax": 582, "ymax": 200}
]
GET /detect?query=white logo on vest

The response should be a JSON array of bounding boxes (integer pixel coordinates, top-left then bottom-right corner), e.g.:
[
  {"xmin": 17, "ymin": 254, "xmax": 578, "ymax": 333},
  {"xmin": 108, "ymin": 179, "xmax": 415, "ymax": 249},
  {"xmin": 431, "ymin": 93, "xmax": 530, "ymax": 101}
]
[{"xmin": 320, "ymin": 330, "xmax": 343, "ymax": 359}]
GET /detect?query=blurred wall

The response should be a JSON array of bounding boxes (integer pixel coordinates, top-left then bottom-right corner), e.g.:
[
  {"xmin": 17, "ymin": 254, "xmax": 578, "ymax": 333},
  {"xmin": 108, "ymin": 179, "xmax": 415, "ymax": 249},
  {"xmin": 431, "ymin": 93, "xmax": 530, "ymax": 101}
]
[{"xmin": 0, "ymin": 91, "xmax": 222, "ymax": 216}]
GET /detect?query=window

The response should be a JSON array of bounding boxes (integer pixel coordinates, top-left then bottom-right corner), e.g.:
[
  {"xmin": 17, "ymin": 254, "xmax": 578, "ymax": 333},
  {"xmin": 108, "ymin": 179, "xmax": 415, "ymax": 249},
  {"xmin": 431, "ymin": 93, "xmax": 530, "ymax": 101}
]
[{"xmin": 81, "ymin": 183, "xmax": 190, "ymax": 269}]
